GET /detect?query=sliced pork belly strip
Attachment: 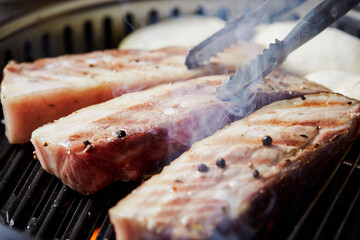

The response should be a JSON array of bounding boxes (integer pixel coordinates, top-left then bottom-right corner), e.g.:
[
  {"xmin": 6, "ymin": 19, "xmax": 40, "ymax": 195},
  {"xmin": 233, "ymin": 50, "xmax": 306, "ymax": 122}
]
[
  {"xmin": 2, "ymin": 46, "xmax": 247, "ymax": 144},
  {"xmin": 31, "ymin": 70, "xmax": 328, "ymax": 195},
  {"xmin": 109, "ymin": 93, "xmax": 360, "ymax": 240}
]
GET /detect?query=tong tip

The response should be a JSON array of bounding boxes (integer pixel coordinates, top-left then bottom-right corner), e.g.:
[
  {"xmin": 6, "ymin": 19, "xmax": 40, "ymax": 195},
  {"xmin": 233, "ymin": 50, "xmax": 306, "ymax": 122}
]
[{"xmin": 185, "ymin": 53, "xmax": 200, "ymax": 70}]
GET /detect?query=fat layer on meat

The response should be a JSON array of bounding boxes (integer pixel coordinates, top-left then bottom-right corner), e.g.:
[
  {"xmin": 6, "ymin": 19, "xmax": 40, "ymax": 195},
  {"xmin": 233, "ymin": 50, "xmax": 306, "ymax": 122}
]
[
  {"xmin": 31, "ymin": 70, "xmax": 328, "ymax": 195},
  {"xmin": 2, "ymin": 45, "xmax": 255, "ymax": 144},
  {"xmin": 109, "ymin": 93, "xmax": 360, "ymax": 240}
]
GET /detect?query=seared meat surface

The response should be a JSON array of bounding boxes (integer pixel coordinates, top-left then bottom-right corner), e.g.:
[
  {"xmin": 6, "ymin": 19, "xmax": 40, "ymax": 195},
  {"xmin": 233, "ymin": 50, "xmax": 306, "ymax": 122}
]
[
  {"xmin": 1, "ymin": 47, "xmax": 231, "ymax": 144},
  {"xmin": 109, "ymin": 93, "xmax": 360, "ymax": 240},
  {"xmin": 31, "ymin": 70, "xmax": 328, "ymax": 194}
]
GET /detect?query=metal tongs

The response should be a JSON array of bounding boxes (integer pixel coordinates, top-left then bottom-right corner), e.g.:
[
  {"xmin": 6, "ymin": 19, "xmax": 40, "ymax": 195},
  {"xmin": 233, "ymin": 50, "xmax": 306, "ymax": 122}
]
[{"xmin": 186, "ymin": 0, "xmax": 360, "ymax": 101}]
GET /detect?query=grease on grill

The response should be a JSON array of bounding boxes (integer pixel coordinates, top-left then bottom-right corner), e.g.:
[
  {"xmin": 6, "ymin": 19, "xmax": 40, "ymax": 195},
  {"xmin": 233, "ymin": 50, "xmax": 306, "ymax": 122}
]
[{"xmin": 33, "ymin": 151, "xmax": 38, "ymax": 160}]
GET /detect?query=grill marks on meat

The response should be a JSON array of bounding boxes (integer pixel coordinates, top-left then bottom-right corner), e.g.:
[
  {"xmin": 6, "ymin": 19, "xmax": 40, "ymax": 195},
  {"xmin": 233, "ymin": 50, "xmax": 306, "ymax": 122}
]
[
  {"xmin": 109, "ymin": 93, "xmax": 360, "ymax": 240},
  {"xmin": 1, "ymin": 47, "xmax": 230, "ymax": 144},
  {"xmin": 31, "ymin": 75, "xmax": 229, "ymax": 195},
  {"xmin": 31, "ymin": 70, "xmax": 328, "ymax": 195}
]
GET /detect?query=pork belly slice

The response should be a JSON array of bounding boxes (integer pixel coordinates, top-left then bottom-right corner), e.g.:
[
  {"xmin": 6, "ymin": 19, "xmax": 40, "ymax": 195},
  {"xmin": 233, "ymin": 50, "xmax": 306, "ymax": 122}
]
[
  {"xmin": 31, "ymin": 70, "xmax": 328, "ymax": 195},
  {"xmin": 2, "ymin": 45, "xmax": 253, "ymax": 144},
  {"xmin": 109, "ymin": 93, "xmax": 360, "ymax": 240}
]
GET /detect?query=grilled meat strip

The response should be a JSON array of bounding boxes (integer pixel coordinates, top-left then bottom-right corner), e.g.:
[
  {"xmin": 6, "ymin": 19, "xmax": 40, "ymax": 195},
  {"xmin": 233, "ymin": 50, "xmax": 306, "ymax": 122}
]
[
  {"xmin": 109, "ymin": 93, "xmax": 360, "ymax": 240},
  {"xmin": 2, "ymin": 45, "xmax": 251, "ymax": 144},
  {"xmin": 31, "ymin": 70, "xmax": 328, "ymax": 195}
]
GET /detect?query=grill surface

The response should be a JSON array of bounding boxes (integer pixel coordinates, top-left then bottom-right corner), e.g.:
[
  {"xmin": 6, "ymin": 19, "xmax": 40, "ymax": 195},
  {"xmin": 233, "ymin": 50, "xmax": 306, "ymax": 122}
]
[{"xmin": 0, "ymin": 0, "xmax": 359, "ymax": 239}]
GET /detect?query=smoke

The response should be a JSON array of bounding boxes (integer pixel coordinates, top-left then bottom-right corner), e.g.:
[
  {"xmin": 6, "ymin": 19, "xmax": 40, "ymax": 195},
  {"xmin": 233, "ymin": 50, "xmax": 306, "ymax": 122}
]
[{"xmin": 164, "ymin": 85, "xmax": 232, "ymax": 147}]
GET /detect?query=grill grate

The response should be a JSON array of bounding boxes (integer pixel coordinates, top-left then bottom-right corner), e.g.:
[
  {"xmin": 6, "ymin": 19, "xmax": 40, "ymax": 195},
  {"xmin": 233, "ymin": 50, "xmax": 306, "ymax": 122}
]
[
  {"xmin": 262, "ymin": 138, "xmax": 360, "ymax": 240},
  {"xmin": 0, "ymin": 1, "xmax": 359, "ymax": 239}
]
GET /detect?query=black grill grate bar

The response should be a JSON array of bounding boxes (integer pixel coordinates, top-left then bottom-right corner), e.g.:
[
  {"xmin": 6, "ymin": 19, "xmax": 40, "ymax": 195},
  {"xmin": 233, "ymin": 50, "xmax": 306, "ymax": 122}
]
[
  {"xmin": 83, "ymin": 203, "xmax": 111, "ymax": 240},
  {"xmin": 69, "ymin": 199, "xmax": 97, "ymax": 240},
  {"xmin": 84, "ymin": 190, "xmax": 119, "ymax": 240},
  {"xmin": 0, "ymin": 147, "xmax": 22, "ymax": 193},
  {"xmin": 9, "ymin": 162, "xmax": 42, "ymax": 227},
  {"xmin": 0, "ymin": 146, "xmax": 30, "ymax": 207},
  {"xmin": 5, "ymin": 157, "xmax": 36, "ymax": 210},
  {"xmin": 334, "ymin": 186, "xmax": 360, "ymax": 240},
  {"xmin": 287, "ymin": 144, "xmax": 351, "ymax": 240},
  {"xmin": 97, "ymin": 215, "xmax": 115, "ymax": 240},
  {"xmin": 96, "ymin": 214, "xmax": 110, "ymax": 240},
  {"xmin": 11, "ymin": 159, "xmax": 38, "ymax": 197},
  {"xmin": 53, "ymin": 193, "xmax": 81, "ymax": 238},
  {"xmin": 85, "ymin": 208, "xmax": 108, "ymax": 240},
  {"xmin": 313, "ymin": 149, "xmax": 360, "ymax": 240},
  {"xmin": 0, "ymin": 143, "xmax": 13, "ymax": 170},
  {"xmin": 61, "ymin": 197, "xmax": 87, "ymax": 240},
  {"xmin": 104, "ymin": 222, "xmax": 115, "ymax": 239},
  {"xmin": 24, "ymin": 171, "xmax": 59, "ymax": 235},
  {"xmin": 35, "ymin": 183, "xmax": 67, "ymax": 238},
  {"xmin": 0, "ymin": 125, "xmax": 12, "ymax": 163},
  {"xmin": 95, "ymin": 181, "xmax": 140, "ymax": 239}
]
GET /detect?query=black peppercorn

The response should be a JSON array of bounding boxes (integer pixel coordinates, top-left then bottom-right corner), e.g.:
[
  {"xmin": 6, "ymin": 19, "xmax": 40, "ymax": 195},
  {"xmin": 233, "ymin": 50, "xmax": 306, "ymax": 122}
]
[
  {"xmin": 83, "ymin": 140, "xmax": 91, "ymax": 147},
  {"xmin": 197, "ymin": 164, "xmax": 209, "ymax": 173},
  {"xmin": 253, "ymin": 169, "xmax": 259, "ymax": 178},
  {"xmin": 116, "ymin": 130, "xmax": 126, "ymax": 138},
  {"xmin": 216, "ymin": 158, "xmax": 226, "ymax": 168},
  {"xmin": 262, "ymin": 136, "xmax": 272, "ymax": 146},
  {"xmin": 300, "ymin": 95, "xmax": 306, "ymax": 100}
]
